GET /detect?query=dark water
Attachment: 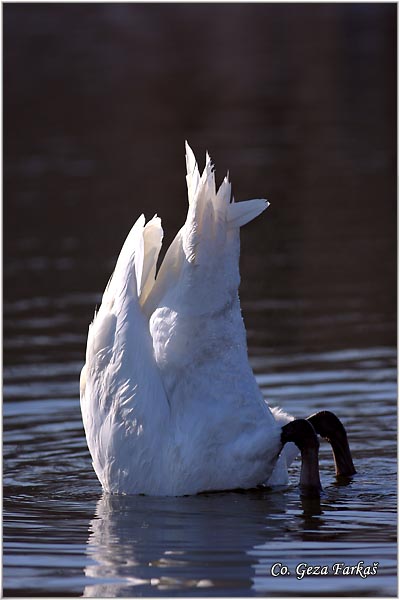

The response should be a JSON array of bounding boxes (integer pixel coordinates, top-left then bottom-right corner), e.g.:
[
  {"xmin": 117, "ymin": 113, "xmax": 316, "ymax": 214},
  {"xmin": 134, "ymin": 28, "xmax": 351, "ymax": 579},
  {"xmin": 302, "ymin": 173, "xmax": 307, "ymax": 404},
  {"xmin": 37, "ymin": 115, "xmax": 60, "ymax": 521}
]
[{"xmin": 4, "ymin": 4, "xmax": 397, "ymax": 597}]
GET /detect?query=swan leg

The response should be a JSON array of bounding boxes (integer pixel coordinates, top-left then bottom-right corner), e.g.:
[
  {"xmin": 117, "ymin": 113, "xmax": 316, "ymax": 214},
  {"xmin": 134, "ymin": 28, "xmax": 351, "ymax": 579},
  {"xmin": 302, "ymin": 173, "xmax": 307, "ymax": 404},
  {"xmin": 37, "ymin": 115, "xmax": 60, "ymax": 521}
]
[
  {"xmin": 281, "ymin": 419, "xmax": 322, "ymax": 497},
  {"xmin": 307, "ymin": 410, "xmax": 356, "ymax": 477}
]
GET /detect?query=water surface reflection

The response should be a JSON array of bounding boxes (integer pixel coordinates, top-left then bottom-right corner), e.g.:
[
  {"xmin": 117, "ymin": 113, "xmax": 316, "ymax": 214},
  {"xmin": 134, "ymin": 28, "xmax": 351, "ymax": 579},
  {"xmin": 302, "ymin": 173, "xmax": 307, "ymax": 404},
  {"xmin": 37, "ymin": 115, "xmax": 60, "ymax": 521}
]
[
  {"xmin": 83, "ymin": 481, "xmax": 395, "ymax": 597},
  {"xmin": 83, "ymin": 491, "xmax": 311, "ymax": 596}
]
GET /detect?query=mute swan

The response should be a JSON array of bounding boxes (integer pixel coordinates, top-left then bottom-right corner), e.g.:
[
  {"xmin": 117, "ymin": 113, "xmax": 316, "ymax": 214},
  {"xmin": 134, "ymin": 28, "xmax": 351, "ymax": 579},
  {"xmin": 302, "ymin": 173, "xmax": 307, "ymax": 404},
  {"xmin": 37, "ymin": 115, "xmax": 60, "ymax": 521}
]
[{"xmin": 80, "ymin": 142, "xmax": 355, "ymax": 497}]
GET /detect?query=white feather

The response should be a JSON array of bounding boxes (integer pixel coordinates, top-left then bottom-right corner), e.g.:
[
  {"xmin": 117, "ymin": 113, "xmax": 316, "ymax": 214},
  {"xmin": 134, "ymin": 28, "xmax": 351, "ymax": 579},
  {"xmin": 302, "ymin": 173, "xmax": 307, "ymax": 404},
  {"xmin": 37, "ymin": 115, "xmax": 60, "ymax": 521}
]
[{"xmin": 80, "ymin": 143, "xmax": 292, "ymax": 496}]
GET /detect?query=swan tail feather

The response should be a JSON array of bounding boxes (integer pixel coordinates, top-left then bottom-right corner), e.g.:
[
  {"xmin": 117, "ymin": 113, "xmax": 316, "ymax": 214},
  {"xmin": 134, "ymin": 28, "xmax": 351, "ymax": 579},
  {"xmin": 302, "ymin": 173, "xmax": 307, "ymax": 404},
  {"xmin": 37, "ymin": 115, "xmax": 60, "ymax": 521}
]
[
  {"xmin": 227, "ymin": 198, "xmax": 269, "ymax": 229},
  {"xmin": 183, "ymin": 142, "xmax": 269, "ymax": 267},
  {"xmin": 185, "ymin": 140, "xmax": 200, "ymax": 204}
]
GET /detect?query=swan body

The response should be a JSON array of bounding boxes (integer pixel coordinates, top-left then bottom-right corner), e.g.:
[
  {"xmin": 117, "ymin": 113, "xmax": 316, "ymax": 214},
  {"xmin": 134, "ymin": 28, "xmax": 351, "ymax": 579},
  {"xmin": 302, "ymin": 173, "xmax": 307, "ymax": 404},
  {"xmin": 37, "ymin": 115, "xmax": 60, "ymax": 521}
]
[{"xmin": 80, "ymin": 143, "xmax": 293, "ymax": 496}]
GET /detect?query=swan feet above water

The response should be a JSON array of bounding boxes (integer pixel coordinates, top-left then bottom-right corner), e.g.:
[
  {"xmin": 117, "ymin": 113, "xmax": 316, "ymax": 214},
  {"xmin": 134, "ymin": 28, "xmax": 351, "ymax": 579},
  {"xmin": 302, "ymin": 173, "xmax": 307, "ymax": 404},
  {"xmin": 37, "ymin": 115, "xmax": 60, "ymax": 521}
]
[
  {"xmin": 281, "ymin": 410, "xmax": 356, "ymax": 497},
  {"xmin": 80, "ymin": 142, "xmax": 356, "ymax": 498}
]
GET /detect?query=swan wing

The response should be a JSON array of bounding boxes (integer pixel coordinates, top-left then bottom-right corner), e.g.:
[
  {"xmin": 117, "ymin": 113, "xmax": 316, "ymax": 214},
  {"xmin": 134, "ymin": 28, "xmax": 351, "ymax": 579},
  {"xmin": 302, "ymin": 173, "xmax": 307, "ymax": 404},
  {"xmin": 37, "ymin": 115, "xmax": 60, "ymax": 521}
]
[{"xmin": 80, "ymin": 215, "xmax": 170, "ymax": 495}]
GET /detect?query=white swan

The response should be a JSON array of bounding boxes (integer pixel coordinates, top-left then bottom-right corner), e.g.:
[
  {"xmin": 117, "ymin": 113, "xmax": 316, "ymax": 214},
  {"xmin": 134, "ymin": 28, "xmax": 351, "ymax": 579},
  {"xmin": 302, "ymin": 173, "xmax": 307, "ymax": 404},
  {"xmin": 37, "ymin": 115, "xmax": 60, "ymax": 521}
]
[{"xmin": 80, "ymin": 142, "xmax": 355, "ymax": 497}]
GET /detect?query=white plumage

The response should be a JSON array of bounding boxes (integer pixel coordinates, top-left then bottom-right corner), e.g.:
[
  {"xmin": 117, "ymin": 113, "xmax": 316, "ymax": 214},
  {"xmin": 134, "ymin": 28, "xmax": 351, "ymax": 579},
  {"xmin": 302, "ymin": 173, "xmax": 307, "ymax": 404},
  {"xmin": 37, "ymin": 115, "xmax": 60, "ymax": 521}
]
[{"xmin": 80, "ymin": 142, "xmax": 294, "ymax": 496}]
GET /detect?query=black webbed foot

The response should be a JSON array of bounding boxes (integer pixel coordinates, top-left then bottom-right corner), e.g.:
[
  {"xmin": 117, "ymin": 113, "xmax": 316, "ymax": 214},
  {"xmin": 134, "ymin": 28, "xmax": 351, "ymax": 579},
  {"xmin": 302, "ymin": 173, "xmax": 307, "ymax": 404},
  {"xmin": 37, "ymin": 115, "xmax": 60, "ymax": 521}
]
[
  {"xmin": 281, "ymin": 419, "xmax": 322, "ymax": 497},
  {"xmin": 307, "ymin": 410, "xmax": 356, "ymax": 477}
]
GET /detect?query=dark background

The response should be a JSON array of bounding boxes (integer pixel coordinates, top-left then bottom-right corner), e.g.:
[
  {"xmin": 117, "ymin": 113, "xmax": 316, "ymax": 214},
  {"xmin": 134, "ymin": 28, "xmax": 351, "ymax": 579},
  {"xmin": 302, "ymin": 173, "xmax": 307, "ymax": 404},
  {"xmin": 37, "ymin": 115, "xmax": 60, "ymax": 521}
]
[{"xmin": 4, "ymin": 3, "xmax": 397, "ymax": 357}]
